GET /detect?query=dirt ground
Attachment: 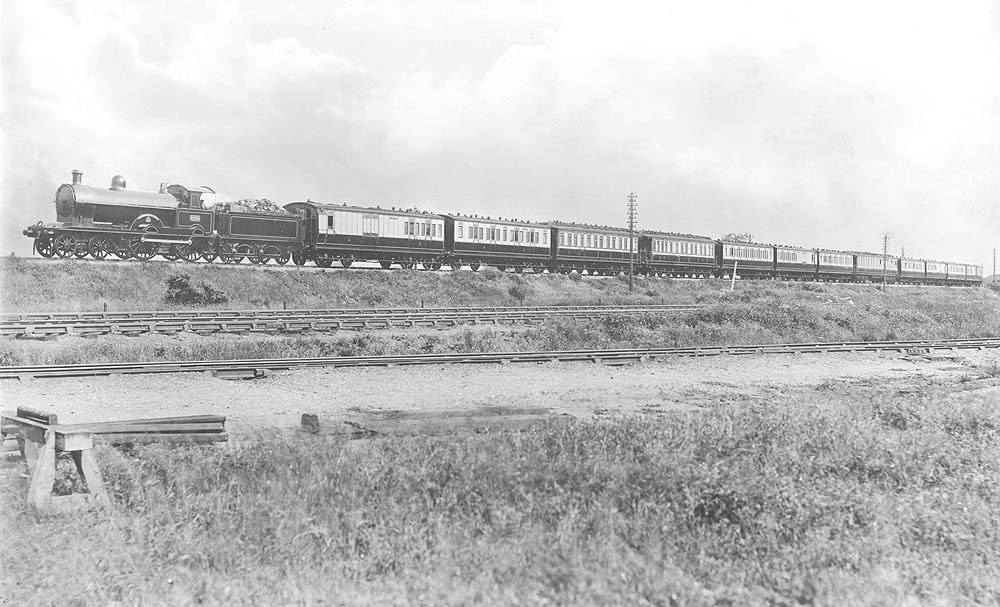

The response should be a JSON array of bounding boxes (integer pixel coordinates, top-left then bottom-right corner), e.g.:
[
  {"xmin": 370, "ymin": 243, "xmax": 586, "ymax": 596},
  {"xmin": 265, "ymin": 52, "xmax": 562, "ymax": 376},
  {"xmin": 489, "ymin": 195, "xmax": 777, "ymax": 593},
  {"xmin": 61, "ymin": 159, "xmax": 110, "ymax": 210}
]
[{"xmin": 3, "ymin": 348, "xmax": 998, "ymax": 438}]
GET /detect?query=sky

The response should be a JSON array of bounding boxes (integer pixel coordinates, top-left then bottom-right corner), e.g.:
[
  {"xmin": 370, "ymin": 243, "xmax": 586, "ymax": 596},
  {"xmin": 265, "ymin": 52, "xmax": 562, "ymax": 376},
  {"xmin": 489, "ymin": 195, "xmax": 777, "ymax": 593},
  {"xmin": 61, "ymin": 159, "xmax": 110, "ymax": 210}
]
[{"xmin": 1, "ymin": 0, "xmax": 998, "ymax": 267}]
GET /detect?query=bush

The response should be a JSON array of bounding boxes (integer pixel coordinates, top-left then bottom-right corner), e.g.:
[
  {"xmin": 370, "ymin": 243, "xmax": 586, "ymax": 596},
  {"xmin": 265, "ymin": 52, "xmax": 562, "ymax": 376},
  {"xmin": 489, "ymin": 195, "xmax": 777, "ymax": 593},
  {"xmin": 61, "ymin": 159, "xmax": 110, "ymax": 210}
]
[{"xmin": 164, "ymin": 273, "xmax": 228, "ymax": 305}]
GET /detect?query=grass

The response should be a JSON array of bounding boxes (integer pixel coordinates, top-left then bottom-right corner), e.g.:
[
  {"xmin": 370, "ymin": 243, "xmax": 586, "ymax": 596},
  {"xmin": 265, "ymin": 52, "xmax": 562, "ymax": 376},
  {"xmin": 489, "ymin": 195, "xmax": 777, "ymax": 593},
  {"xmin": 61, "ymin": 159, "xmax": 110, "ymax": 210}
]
[
  {"xmin": 2, "ymin": 285, "xmax": 999, "ymax": 366},
  {"xmin": 3, "ymin": 386, "xmax": 999, "ymax": 606}
]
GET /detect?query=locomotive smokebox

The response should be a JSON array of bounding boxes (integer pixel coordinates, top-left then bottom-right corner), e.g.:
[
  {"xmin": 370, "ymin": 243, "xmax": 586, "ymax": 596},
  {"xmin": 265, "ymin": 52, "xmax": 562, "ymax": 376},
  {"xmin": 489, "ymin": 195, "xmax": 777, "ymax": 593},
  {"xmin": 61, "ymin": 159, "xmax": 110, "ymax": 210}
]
[{"xmin": 71, "ymin": 170, "xmax": 82, "ymax": 185}]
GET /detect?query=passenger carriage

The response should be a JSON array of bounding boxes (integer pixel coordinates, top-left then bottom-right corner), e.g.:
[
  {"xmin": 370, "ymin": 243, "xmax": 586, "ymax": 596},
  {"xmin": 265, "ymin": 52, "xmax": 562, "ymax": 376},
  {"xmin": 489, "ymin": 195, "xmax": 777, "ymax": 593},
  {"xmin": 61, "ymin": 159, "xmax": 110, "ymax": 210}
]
[
  {"xmin": 774, "ymin": 245, "xmax": 817, "ymax": 280},
  {"xmin": 443, "ymin": 215, "xmax": 551, "ymax": 272},
  {"xmin": 924, "ymin": 261, "xmax": 948, "ymax": 285},
  {"xmin": 639, "ymin": 231, "xmax": 715, "ymax": 277},
  {"xmin": 285, "ymin": 201, "xmax": 446, "ymax": 269},
  {"xmin": 899, "ymin": 258, "xmax": 927, "ymax": 285},
  {"xmin": 854, "ymin": 252, "xmax": 898, "ymax": 283},
  {"xmin": 816, "ymin": 250, "xmax": 854, "ymax": 282},
  {"xmin": 550, "ymin": 222, "xmax": 636, "ymax": 275},
  {"xmin": 717, "ymin": 241, "xmax": 774, "ymax": 278}
]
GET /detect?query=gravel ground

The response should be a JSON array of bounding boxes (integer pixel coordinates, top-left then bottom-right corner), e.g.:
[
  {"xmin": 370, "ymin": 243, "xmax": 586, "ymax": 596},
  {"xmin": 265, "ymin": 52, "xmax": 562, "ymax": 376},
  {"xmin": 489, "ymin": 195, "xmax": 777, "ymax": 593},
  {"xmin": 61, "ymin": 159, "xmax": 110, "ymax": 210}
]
[{"xmin": 2, "ymin": 349, "xmax": 998, "ymax": 439}]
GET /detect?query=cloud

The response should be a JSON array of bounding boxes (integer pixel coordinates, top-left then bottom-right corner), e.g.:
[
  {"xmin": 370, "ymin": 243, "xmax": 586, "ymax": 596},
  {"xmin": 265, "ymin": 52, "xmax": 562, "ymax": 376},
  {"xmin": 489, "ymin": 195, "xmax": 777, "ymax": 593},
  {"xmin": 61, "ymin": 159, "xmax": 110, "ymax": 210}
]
[{"xmin": 2, "ymin": 0, "xmax": 998, "ymax": 267}]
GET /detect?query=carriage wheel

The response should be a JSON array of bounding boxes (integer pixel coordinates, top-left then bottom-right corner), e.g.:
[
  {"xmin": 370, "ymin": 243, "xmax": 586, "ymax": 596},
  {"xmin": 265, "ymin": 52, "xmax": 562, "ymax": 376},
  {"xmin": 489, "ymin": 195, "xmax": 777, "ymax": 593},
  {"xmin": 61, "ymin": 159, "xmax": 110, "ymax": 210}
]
[
  {"xmin": 469, "ymin": 262, "xmax": 481, "ymax": 272},
  {"xmin": 401, "ymin": 261, "xmax": 414, "ymax": 270},
  {"xmin": 87, "ymin": 236, "xmax": 111, "ymax": 260},
  {"xmin": 34, "ymin": 238, "xmax": 55, "ymax": 258},
  {"xmin": 275, "ymin": 250, "xmax": 291, "ymax": 266},
  {"xmin": 340, "ymin": 257, "xmax": 353, "ymax": 268},
  {"xmin": 54, "ymin": 234, "xmax": 77, "ymax": 258},
  {"xmin": 201, "ymin": 250, "xmax": 218, "ymax": 263},
  {"xmin": 315, "ymin": 256, "xmax": 333, "ymax": 268},
  {"xmin": 379, "ymin": 260, "xmax": 392, "ymax": 270},
  {"xmin": 177, "ymin": 244, "xmax": 201, "ymax": 262},
  {"xmin": 128, "ymin": 236, "xmax": 157, "ymax": 260},
  {"xmin": 514, "ymin": 266, "xmax": 524, "ymax": 274},
  {"xmin": 161, "ymin": 245, "xmax": 180, "ymax": 261},
  {"xmin": 426, "ymin": 262, "xmax": 441, "ymax": 271}
]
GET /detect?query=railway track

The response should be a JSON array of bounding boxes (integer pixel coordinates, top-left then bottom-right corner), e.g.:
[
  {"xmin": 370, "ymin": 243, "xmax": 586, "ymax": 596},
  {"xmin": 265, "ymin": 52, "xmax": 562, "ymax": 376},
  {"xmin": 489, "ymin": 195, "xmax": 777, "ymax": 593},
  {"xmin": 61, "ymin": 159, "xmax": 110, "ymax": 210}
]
[
  {"xmin": 2, "ymin": 337, "xmax": 996, "ymax": 380},
  {"xmin": 0, "ymin": 304, "xmax": 702, "ymax": 338}
]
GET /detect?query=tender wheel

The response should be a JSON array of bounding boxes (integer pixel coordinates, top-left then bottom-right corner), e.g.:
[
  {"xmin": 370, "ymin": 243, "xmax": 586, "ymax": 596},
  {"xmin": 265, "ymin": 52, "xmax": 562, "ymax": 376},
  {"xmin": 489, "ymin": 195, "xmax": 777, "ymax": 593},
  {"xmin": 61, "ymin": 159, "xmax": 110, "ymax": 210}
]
[
  {"xmin": 87, "ymin": 236, "xmax": 111, "ymax": 260},
  {"xmin": 219, "ymin": 244, "xmax": 242, "ymax": 264},
  {"xmin": 177, "ymin": 244, "xmax": 201, "ymax": 262},
  {"xmin": 340, "ymin": 257, "xmax": 353, "ymax": 268},
  {"xmin": 54, "ymin": 234, "xmax": 77, "ymax": 258},
  {"xmin": 34, "ymin": 238, "xmax": 55, "ymax": 258},
  {"xmin": 379, "ymin": 260, "xmax": 392, "ymax": 270},
  {"xmin": 161, "ymin": 245, "xmax": 180, "ymax": 261},
  {"xmin": 274, "ymin": 250, "xmax": 290, "ymax": 266}
]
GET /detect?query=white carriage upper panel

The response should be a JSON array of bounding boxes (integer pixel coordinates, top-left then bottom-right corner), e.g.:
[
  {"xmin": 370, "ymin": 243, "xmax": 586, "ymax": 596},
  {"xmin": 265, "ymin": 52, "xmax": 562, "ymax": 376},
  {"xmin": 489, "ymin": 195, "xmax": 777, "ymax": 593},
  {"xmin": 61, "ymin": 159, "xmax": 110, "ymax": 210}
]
[
  {"xmin": 721, "ymin": 243, "xmax": 774, "ymax": 263},
  {"xmin": 318, "ymin": 206, "xmax": 444, "ymax": 241},
  {"xmin": 775, "ymin": 247, "xmax": 816, "ymax": 265},
  {"xmin": 817, "ymin": 251, "xmax": 853, "ymax": 268},
  {"xmin": 454, "ymin": 217, "xmax": 549, "ymax": 249}
]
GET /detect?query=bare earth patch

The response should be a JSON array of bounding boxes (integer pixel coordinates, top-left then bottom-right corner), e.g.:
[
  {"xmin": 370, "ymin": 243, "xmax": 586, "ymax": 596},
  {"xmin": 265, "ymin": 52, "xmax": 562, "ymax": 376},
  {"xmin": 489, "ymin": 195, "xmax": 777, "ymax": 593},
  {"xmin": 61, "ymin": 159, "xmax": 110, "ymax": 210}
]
[{"xmin": 4, "ymin": 349, "xmax": 998, "ymax": 435}]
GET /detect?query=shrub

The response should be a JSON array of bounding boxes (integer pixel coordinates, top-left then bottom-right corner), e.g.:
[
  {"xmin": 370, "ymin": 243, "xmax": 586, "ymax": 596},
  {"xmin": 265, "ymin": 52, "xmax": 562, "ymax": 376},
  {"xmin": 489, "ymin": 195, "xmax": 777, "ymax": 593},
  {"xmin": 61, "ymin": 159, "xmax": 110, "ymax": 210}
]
[{"xmin": 164, "ymin": 273, "xmax": 228, "ymax": 305}]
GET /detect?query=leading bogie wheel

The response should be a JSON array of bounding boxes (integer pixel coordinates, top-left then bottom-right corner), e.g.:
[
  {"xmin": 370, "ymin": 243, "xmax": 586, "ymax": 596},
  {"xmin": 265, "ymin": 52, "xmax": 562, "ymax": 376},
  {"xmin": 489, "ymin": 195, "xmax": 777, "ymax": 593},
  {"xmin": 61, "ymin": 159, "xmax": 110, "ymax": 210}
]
[{"xmin": 34, "ymin": 238, "xmax": 55, "ymax": 258}]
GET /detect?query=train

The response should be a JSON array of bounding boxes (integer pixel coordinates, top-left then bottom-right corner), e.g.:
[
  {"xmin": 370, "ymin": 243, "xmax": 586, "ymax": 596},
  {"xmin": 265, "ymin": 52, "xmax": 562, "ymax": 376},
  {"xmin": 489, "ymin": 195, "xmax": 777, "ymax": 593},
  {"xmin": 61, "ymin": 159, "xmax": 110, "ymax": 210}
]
[{"xmin": 22, "ymin": 171, "xmax": 983, "ymax": 286}]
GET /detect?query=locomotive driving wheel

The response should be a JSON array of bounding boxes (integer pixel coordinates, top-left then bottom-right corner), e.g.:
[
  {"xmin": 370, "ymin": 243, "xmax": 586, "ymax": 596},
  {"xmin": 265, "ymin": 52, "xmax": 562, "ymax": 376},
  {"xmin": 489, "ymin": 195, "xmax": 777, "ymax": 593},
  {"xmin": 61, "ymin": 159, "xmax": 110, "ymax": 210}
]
[
  {"xmin": 53, "ymin": 234, "xmax": 77, "ymax": 258},
  {"xmin": 34, "ymin": 238, "xmax": 55, "ymax": 258},
  {"xmin": 87, "ymin": 236, "xmax": 111, "ymax": 260},
  {"xmin": 128, "ymin": 236, "xmax": 157, "ymax": 260}
]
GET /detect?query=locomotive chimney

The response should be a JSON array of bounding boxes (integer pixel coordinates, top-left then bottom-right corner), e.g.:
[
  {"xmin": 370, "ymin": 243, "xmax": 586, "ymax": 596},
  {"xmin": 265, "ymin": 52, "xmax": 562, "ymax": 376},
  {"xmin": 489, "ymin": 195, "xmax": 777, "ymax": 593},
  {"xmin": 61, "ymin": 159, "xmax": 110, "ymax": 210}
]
[{"xmin": 71, "ymin": 170, "xmax": 83, "ymax": 185}]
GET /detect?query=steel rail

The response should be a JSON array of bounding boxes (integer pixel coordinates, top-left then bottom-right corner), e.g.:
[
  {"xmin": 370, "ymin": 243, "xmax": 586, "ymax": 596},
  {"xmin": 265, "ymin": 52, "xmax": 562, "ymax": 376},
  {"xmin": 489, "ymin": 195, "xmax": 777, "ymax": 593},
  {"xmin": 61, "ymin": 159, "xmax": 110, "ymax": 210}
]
[
  {"xmin": 2, "ymin": 337, "xmax": 996, "ymax": 380},
  {"xmin": 0, "ymin": 305, "xmax": 702, "ymax": 338}
]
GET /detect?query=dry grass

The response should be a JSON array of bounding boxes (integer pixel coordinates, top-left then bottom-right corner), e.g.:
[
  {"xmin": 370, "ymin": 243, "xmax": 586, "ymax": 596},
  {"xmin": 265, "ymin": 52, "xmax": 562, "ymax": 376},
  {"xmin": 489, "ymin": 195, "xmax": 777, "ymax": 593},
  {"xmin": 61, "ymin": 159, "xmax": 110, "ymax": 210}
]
[{"xmin": 3, "ymin": 386, "xmax": 999, "ymax": 606}]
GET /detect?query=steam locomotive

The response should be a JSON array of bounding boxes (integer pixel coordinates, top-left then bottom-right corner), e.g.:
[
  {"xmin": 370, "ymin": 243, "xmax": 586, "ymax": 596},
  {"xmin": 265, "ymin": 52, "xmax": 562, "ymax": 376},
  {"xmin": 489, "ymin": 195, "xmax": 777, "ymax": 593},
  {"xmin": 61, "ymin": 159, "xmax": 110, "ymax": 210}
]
[{"xmin": 22, "ymin": 171, "xmax": 983, "ymax": 286}]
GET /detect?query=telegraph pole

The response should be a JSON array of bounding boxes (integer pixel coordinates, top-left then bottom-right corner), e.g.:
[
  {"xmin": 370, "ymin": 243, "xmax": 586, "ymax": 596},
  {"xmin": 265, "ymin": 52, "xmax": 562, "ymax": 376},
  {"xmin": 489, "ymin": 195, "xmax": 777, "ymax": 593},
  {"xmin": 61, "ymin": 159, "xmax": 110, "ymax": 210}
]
[
  {"xmin": 882, "ymin": 234, "xmax": 889, "ymax": 292},
  {"xmin": 627, "ymin": 192, "xmax": 638, "ymax": 292}
]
